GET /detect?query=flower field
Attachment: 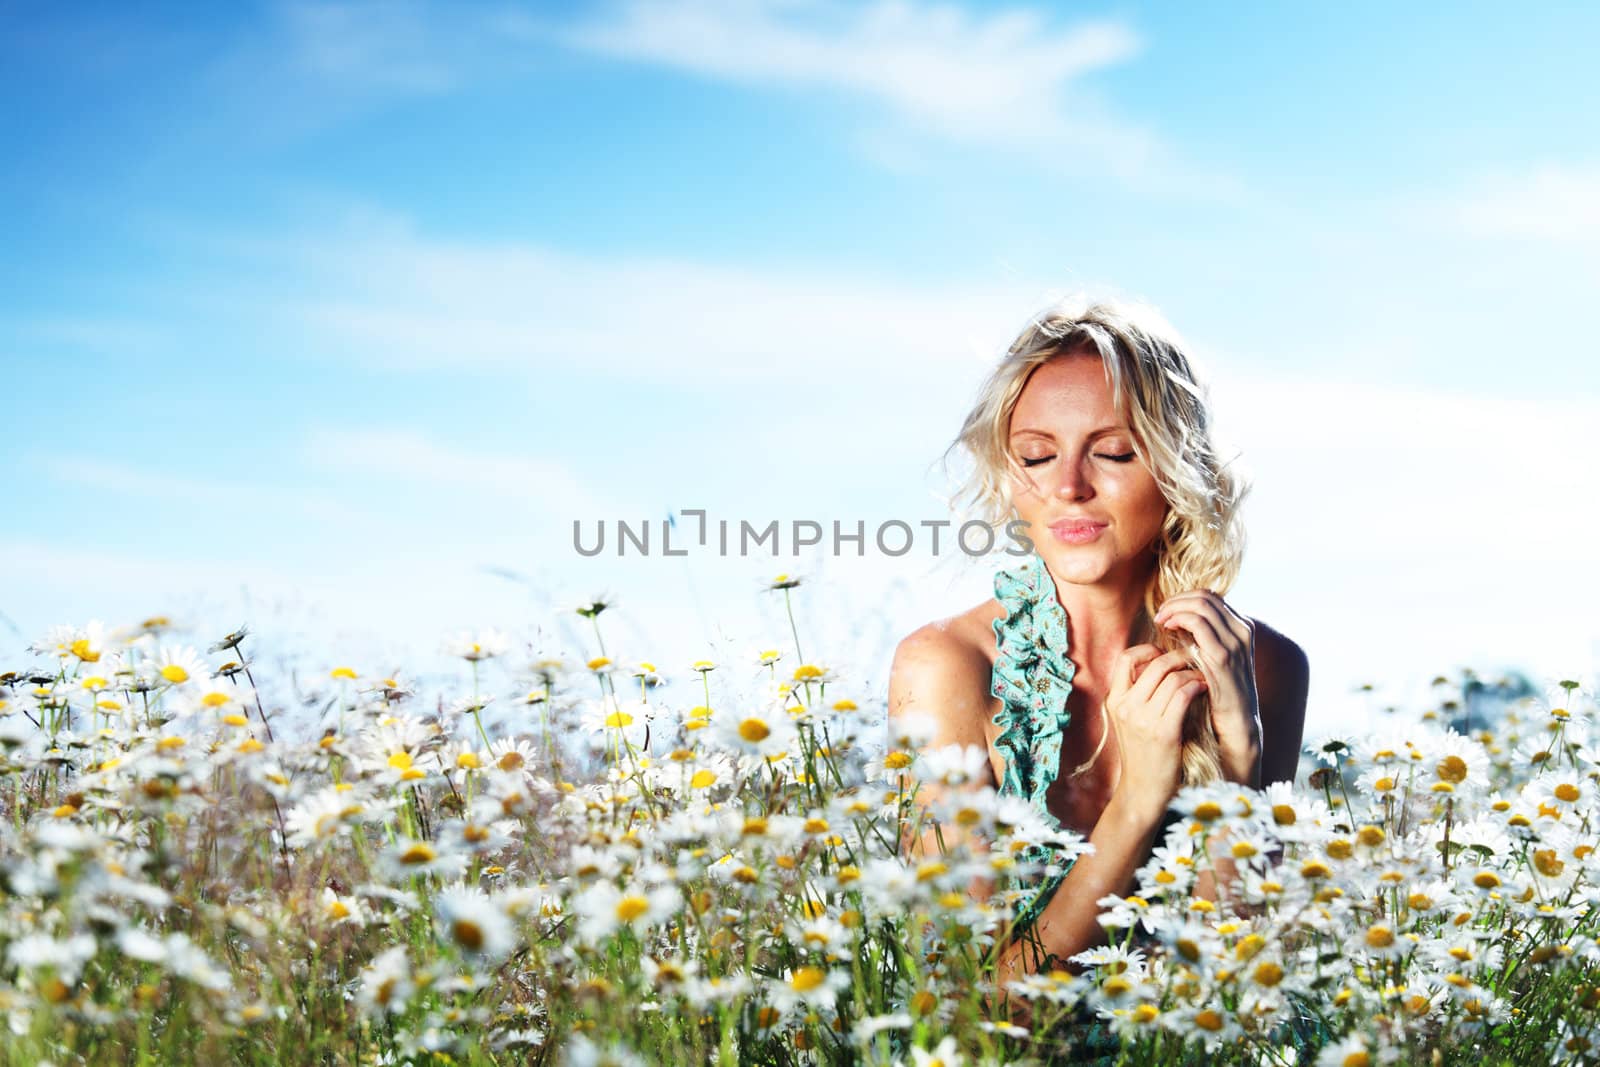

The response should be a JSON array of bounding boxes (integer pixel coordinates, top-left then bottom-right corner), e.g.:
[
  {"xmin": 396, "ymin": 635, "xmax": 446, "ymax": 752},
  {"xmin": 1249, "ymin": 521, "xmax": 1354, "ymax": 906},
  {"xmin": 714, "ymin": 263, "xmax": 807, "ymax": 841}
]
[{"xmin": 2, "ymin": 584, "xmax": 1597, "ymax": 1066}]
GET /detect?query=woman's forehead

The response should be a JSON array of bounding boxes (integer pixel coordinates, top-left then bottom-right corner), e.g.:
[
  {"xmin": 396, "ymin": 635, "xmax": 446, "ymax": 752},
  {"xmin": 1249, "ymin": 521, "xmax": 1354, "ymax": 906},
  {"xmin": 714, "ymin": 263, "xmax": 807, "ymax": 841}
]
[{"xmin": 1012, "ymin": 356, "xmax": 1120, "ymax": 428}]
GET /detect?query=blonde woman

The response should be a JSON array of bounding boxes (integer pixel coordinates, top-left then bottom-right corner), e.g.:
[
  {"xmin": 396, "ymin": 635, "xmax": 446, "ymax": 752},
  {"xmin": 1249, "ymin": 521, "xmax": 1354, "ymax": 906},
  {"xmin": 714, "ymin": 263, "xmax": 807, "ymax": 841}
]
[{"xmin": 887, "ymin": 296, "xmax": 1309, "ymax": 994}]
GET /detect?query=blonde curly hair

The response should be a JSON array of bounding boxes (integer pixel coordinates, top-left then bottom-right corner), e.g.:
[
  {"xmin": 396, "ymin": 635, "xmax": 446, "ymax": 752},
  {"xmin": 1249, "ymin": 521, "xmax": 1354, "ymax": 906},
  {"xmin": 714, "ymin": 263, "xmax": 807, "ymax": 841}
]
[{"xmin": 944, "ymin": 294, "xmax": 1251, "ymax": 787}]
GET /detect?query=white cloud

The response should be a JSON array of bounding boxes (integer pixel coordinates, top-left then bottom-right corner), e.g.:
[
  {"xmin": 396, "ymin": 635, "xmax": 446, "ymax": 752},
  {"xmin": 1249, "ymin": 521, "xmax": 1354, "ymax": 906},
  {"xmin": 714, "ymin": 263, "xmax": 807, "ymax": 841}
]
[
  {"xmin": 301, "ymin": 427, "xmax": 611, "ymax": 518},
  {"xmin": 1215, "ymin": 377, "xmax": 1597, "ymax": 563},
  {"xmin": 40, "ymin": 456, "xmax": 369, "ymax": 527},
  {"xmin": 278, "ymin": 0, "xmax": 455, "ymax": 92},
  {"xmin": 549, "ymin": 1, "xmax": 1134, "ymax": 136},
  {"xmin": 288, "ymin": 224, "xmax": 1082, "ymax": 389},
  {"xmin": 1451, "ymin": 163, "xmax": 1600, "ymax": 242},
  {"xmin": 513, "ymin": 0, "xmax": 1215, "ymax": 183}
]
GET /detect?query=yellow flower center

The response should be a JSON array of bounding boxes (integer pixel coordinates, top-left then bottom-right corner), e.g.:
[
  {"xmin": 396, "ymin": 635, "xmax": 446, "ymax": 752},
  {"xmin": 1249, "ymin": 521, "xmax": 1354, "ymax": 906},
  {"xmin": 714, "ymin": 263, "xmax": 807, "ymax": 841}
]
[
  {"xmin": 790, "ymin": 966, "xmax": 826, "ymax": 992},
  {"xmin": 738, "ymin": 719, "xmax": 771, "ymax": 742},
  {"xmin": 452, "ymin": 920, "xmax": 484, "ymax": 950},
  {"xmin": 1253, "ymin": 962, "xmax": 1284, "ymax": 986},
  {"xmin": 1534, "ymin": 849, "xmax": 1565, "ymax": 878},
  {"xmin": 399, "ymin": 843, "xmax": 437, "ymax": 865}
]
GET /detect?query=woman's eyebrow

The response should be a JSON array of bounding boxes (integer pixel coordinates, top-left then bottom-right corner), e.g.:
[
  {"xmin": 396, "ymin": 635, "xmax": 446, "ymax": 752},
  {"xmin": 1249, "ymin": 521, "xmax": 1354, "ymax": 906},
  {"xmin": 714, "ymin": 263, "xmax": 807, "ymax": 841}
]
[{"xmin": 1009, "ymin": 424, "xmax": 1123, "ymax": 439}]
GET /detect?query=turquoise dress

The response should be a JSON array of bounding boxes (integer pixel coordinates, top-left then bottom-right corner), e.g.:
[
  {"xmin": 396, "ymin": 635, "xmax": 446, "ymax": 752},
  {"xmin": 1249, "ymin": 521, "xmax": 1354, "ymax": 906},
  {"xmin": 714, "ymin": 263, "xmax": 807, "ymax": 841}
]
[
  {"xmin": 988, "ymin": 548, "xmax": 1082, "ymax": 940},
  {"xmin": 987, "ymin": 550, "xmax": 1128, "ymax": 1061}
]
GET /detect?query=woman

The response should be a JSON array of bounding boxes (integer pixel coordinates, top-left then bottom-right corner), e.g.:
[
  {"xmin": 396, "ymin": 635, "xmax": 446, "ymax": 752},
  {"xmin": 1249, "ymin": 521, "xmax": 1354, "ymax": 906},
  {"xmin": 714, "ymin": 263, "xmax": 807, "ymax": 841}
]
[{"xmin": 887, "ymin": 296, "xmax": 1310, "ymax": 998}]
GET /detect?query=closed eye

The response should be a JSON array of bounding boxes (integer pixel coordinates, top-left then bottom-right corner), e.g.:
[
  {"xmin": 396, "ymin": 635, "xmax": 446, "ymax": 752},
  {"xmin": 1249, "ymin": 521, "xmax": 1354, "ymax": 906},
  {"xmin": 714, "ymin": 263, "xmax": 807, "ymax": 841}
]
[{"xmin": 1020, "ymin": 452, "xmax": 1135, "ymax": 467}]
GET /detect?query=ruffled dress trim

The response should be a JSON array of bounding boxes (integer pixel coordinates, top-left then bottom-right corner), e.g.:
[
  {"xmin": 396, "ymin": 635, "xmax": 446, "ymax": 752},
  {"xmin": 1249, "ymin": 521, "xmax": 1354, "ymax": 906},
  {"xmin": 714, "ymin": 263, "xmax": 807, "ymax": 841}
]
[{"xmin": 989, "ymin": 549, "xmax": 1078, "ymax": 935}]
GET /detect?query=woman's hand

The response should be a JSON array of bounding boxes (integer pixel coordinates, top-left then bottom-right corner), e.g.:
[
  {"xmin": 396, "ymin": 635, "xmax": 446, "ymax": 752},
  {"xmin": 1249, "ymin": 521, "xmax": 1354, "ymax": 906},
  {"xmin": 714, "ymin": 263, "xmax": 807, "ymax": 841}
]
[
  {"xmin": 1153, "ymin": 591, "xmax": 1262, "ymax": 787},
  {"xmin": 1106, "ymin": 644, "xmax": 1208, "ymax": 824}
]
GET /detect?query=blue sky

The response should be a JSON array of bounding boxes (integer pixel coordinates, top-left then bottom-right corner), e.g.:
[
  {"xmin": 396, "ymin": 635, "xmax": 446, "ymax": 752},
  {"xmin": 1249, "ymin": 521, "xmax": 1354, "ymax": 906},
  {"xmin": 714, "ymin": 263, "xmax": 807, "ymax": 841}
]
[{"xmin": 3, "ymin": 0, "xmax": 1598, "ymax": 731}]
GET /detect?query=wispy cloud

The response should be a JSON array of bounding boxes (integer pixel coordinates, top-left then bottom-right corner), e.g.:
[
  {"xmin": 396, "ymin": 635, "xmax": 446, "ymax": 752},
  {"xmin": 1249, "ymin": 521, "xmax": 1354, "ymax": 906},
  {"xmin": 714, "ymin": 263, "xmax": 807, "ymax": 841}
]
[
  {"xmin": 519, "ymin": 0, "xmax": 1209, "ymax": 184},
  {"xmin": 41, "ymin": 456, "xmax": 369, "ymax": 528},
  {"xmin": 276, "ymin": 0, "xmax": 460, "ymax": 94},
  {"xmin": 301, "ymin": 427, "xmax": 610, "ymax": 519},
  {"xmin": 1451, "ymin": 163, "xmax": 1600, "ymax": 243},
  {"xmin": 287, "ymin": 221, "xmax": 1075, "ymax": 390},
  {"xmin": 1215, "ymin": 377, "xmax": 1597, "ymax": 563}
]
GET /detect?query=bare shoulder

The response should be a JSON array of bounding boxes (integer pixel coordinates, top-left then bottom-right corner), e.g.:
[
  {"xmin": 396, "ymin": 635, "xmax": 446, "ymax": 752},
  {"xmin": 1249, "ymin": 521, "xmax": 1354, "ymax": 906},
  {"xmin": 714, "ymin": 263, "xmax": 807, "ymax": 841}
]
[
  {"xmin": 887, "ymin": 603, "xmax": 1001, "ymax": 749},
  {"xmin": 1246, "ymin": 617, "xmax": 1310, "ymax": 785},
  {"xmin": 1250, "ymin": 618, "xmax": 1310, "ymax": 695}
]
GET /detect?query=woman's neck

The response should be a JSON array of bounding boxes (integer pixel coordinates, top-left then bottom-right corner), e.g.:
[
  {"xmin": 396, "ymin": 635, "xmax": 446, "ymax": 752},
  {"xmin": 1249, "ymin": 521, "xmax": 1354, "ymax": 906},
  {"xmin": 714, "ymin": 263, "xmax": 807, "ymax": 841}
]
[{"xmin": 1041, "ymin": 558, "xmax": 1156, "ymax": 683}]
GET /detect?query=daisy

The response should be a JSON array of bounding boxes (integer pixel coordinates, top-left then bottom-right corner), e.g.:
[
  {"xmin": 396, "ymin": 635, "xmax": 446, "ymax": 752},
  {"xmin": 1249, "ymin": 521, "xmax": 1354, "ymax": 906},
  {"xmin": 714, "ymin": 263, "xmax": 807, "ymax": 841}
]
[
  {"xmin": 442, "ymin": 629, "xmax": 510, "ymax": 662},
  {"xmin": 851, "ymin": 1012, "xmax": 912, "ymax": 1047},
  {"xmin": 914, "ymin": 742, "xmax": 991, "ymax": 788},
  {"xmin": 486, "ymin": 736, "xmax": 541, "ymax": 776},
  {"xmin": 320, "ymin": 886, "xmax": 367, "ymax": 927},
  {"xmin": 681, "ymin": 972, "xmax": 754, "ymax": 1009},
  {"xmin": 630, "ymin": 661, "xmax": 664, "ymax": 687},
  {"xmin": 1524, "ymin": 773, "xmax": 1595, "ymax": 821},
  {"xmin": 1421, "ymin": 730, "xmax": 1492, "ymax": 797},
  {"xmin": 70, "ymin": 621, "xmax": 115, "ymax": 664},
  {"xmin": 379, "ymin": 838, "xmax": 468, "ymax": 882},
  {"xmin": 580, "ymin": 697, "xmax": 651, "ymax": 754},
  {"xmin": 909, "ymin": 1036, "xmax": 963, "ymax": 1067},
  {"xmin": 284, "ymin": 786, "xmax": 379, "ymax": 848},
  {"xmin": 1166, "ymin": 1001, "xmax": 1244, "ymax": 1053},
  {"xmin": 1513, "ymin": 732, "xmax": 1561, "ymax": 772},
  {"xmin": 708, "ymin": 700, "xmax": 796, "ymax": 762},
  {"xmin": 435, "ymin": 887, "xmax": 516, "ymax": 963},
  {"xmin": 147, "ymin": 644, "xmax": 207, "ymax": 687},
  {"xmin": 8, "ymin": 932, "xmax": 98, "ymax": 984},
  {"xmin": 171, "ymin": 676, "xmax": 250, "ymax": 721},
  {"xmin": 1357, "ymin": 921, "xmax": 1413, "ymax": 961},
  {"xmin": 574, "ymin": 880, "xmax": 679, "ymax": 946},
  {"xmin": 1315, "ymin": 1032, "xmax": 1388, "ymax": 1067},
  {"xmin": 356, "ymin": 947, "xmax": 417, "ymax": 1017},
  {"xmin": 791, "ymin": 915, "xmax": 855, "ymax": 961},
  {"xmin": 768, "ymin": 963, "xmax": 849, "ymax": 1017}
]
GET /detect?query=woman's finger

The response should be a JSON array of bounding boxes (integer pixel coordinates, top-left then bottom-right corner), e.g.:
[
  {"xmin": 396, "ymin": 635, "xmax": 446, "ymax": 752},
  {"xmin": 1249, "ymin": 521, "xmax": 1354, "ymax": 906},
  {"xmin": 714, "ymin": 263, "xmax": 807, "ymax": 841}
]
[
  {"xmin": 1162, "ymin": 673, "xmax": 1207, "ymax": 723},
  {"xmin": 1150, "ymin": 667, "xmax": 1205, "ymax": 719},
  {"xmin": 1158, "ymin": 608, "xmax": 1233, "ymax": 673},
  {"xmin": 1112, "ymin": 644, "xmax": 1163, "ymax": 698},
  {"xmin": 1161, "ymin": 591, "xmax": 1253, "ymax": 645},
  {"xmin": 1129, "ymin": 649, "xmax": 1197, "ymax": 705}
]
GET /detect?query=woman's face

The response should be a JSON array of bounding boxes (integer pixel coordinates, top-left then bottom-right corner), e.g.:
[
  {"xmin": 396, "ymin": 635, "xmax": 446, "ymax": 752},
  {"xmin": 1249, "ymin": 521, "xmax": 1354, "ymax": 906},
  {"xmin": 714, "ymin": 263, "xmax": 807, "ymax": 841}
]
[{"xmin": 1006, "ymin": 350, "xmax": 1169, "ymax": 590}]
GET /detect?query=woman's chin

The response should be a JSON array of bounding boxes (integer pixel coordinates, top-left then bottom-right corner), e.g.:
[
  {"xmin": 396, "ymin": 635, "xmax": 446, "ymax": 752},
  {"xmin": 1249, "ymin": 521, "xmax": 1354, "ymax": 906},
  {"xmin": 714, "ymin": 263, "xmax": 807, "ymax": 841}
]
[{"xmin": 1037, "ymin": 549, "xmax": 1107, "ymax": 584}]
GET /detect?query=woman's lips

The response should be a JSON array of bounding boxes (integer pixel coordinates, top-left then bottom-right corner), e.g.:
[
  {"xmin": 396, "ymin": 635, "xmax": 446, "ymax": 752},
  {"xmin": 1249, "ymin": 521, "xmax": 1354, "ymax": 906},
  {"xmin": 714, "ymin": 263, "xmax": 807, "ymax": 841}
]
[{"xmin": 1049, "ymin": 520, "xmax": 1107, "ymax": 544}]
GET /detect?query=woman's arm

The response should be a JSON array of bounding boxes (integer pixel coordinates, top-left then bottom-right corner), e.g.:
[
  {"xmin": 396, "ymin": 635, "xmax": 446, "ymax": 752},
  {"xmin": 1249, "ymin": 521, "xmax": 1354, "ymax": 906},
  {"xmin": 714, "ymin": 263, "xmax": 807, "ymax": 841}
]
[
  {"xmin": 1254, "ymin": 622, "xmax": 1310, "ymax": 788},
  {"xmin": 992, "ymin": 794, "xmax": 1168, "ymax": 985},
  {"xmin": 1194, "ymin": 622, "xmax": 1310, "ymax": 909},
  {"xmin": 886, "ymin": 623, "xmax": 1000, "ymax": 900}
]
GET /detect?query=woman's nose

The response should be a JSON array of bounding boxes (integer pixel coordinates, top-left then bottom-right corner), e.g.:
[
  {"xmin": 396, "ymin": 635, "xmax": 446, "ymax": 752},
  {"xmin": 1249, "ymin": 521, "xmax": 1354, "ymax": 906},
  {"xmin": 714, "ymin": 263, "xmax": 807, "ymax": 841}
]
[{"xmin": 1054, "ymin": 460, "xmax": 1092, "ymax": 501}]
